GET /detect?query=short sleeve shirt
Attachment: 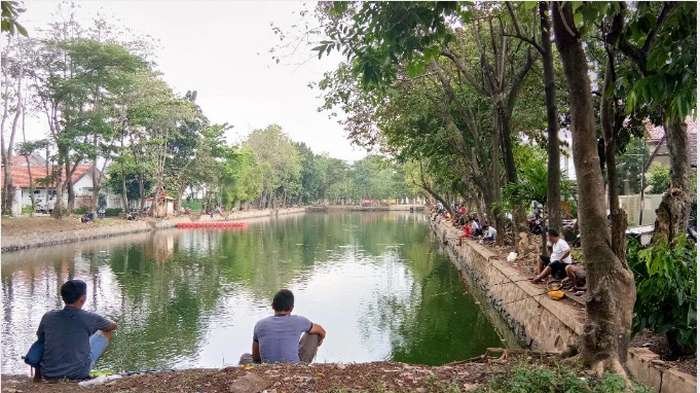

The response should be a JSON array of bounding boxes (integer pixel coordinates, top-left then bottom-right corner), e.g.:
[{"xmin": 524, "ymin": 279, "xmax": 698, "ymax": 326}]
[
  {"xmin": 551, "ymin": 239, "xmax": 572, "ymax": 264},
  {"xmin": 253, "ymin": 314, "xmax": 312, "ymax": 363},
  {"xmin": 37, "ymin": 307, "xmax": 112, "ymax": 379}
]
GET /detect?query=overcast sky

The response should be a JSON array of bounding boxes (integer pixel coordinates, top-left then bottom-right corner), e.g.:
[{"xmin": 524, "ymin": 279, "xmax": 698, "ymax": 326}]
[{"xmin": 22, "ymin": 1, "xmax": 366, "ymax": 161}]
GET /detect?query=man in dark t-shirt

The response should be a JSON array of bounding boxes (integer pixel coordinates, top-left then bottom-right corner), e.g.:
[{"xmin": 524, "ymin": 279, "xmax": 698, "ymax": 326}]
[
  {"xmin": 240, "ymin": 289, "xmax": 326, "ymax": 364},
  {"xmin": 36, "ymin": 280, "xmax": 117, "ymax": 380}
]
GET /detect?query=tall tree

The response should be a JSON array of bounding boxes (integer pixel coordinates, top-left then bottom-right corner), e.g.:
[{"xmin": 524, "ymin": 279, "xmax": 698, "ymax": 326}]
[{"xmin": 551, "ymin": 2, "xmax": 636, "ymax": 376}]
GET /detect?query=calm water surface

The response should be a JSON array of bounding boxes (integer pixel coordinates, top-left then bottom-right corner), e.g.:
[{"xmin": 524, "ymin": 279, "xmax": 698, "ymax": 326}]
[{"xmin": 1, "ymin": 212, "xmax": 503, "ymax": 373}]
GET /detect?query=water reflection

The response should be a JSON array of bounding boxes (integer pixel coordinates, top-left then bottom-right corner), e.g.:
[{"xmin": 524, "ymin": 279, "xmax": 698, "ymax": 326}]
[{"xmin": 1, "ymin": 212, "xmax": 503, "ymax": 373}]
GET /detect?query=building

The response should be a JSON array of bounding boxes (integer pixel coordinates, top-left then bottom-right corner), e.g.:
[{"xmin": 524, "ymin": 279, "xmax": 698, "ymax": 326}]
[
  {"xmin": 644, "ymin": 117, "xmax": 697, "ymax": 169},
  {"xmin": 1, "ymin": 154, "xmax": 120, "ymax": 215}
]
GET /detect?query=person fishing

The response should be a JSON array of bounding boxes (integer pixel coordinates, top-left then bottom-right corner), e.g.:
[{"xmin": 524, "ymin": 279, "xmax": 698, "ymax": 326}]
[
  {"xmin": 240, "ymin": 289, "xmax": 326, "ymax": 364},
  {"xmin": 531, "ymin": 229, "xmax": 572, "ymax": 283},
  {"xmin": 30, "ymin": 279, "xmax": 117, "ymax": 381}
]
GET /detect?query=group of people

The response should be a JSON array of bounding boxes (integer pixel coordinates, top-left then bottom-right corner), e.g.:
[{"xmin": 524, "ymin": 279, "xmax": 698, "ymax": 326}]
[
  {"xmin": 431, "ymin": 201, "xmax": 585, "ymax": 295},
  {"xmin": 27, "ymin": 281, "xmax": 325, "ymax": 381},
  {"xmin": 431, "ymin": 202, "xmax": 497, "ymax": 244}
]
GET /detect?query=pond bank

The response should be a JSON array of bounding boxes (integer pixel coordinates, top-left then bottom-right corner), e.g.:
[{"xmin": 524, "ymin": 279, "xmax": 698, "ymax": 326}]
[
  {"xmin": 429, "ymin": 217, "xmax": 696, "ymax": 393},
  {"xmin": 0, "ymin": 207, "xmax": 306, "ymax": 252},
  {"xmin": 0, "ymin": 351, "xmax": 546, "ymax": 393}
]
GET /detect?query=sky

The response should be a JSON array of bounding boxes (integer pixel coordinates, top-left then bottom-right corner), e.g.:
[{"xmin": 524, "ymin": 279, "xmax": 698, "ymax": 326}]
[{"xmin": 21, "ymin": 1, "xmax": 367, "ymax": 162}]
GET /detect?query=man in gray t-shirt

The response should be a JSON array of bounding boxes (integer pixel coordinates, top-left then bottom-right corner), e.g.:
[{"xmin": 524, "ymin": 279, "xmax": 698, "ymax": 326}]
[
  {"xmin": 240, "ymin": 289, "xmax": 326, "ymax": 364},
  {"xmin": 36, "ymin": 280, "xmax": 117, "ymax": 380}
]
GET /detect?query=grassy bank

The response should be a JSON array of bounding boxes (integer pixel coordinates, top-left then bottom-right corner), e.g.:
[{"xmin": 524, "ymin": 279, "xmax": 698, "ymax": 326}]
[{"xmin": 1, "ymin": 353, "xmax": 651, "ymax": 393}]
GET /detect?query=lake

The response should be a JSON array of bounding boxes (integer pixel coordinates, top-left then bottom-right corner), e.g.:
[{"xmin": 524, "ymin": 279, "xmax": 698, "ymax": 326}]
[{"xmin": 1, "ymin": 212, "xmax": 504, "ymax": 374}]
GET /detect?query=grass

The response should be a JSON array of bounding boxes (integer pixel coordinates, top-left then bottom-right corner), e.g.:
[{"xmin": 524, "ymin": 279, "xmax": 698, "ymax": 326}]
[
  {"xmin": 325, "ymin": 363, "xmax": 652, "ymax": 393},
  {"xmin": 476, "ymin": 363, "xmax": 652, "ymax": 393}
]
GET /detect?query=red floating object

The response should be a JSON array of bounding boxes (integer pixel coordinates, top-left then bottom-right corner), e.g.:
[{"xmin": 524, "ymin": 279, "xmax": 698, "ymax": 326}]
[{"xmin": 176, "ymin": 221, "xmax": 248, "ymax": 229}]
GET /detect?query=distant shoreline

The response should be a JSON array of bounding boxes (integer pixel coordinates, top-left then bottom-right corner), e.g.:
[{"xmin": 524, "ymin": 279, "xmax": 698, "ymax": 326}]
[{"xmin": 0, "ymin": 207, "xmax": 306, "ymax": 253}]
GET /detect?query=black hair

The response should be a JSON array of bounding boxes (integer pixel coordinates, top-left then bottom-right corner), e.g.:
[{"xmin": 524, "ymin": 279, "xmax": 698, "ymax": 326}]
[
  {"xmin": 547, "ymin": 228, "xmax": 560, "ymax": 237},
  {"xmin": 61, "ymin": 279, "xmax": 87, "ymax": 304},
  {"xmin": 272, "ymin": 289, "xmax": 294, "ymax": 312}
]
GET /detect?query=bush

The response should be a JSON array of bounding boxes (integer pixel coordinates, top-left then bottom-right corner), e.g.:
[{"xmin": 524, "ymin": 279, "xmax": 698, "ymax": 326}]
[
  {"xmin": 105, "ymin": 208, "xmax": 123, "ymax": 217},
  {"xmin": 477, "ymin": 363, "xmax": 651, "ymax": 393},
  {"xmin": 21, "ymin": 205, "xmax": 34, "ymax": 215},
  {"xmin": 74, "ymin": 207, "xmax": 88, "ymax": 215},
  {"xmin": 646, "ymin": 164, "xmax": 670, "ymax": 194},
  {"xmin": 628, "ymin": 236, "xmax": 697, "ymax": 357}
]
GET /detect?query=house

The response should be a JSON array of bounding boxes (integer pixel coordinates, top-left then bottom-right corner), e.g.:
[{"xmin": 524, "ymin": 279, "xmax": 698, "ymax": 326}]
[
  {"xmin": 1, "ymin": 154, "xmax": 120, "ymax": 215},
  {"xmin": 644, "ymin": 117, "xmax": 697, "ymax": 169}
]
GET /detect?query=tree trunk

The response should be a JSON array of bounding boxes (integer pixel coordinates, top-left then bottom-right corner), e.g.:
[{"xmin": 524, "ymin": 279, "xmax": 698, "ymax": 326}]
[
  {"xmin": 552, "ymin": 2, "xmax": 636, "ymax": 376},
  {"xmin": 652, "ymin": 115, "xmax": 690, "ymax": 243},
  {"xmin": 120, "ymin": 175, "xmax": 128, "ymax": 213},
  {"xmin": 25, "ymin": 156, "xmax": 35, "ymax": 216},
  {"xmin": 1, "ymin": 77, "xmax": 22, "ymax": 216},
  {"xmin": 138, "ymin": 175, "xmax": 145, "ymax": 211},
  {"xmin": 540, "ymin": 2, "xmax": 562, "ymax": 233},
  {"xmin": 601, "ymin": 38, "xmax": 627, "ymax": 261}
]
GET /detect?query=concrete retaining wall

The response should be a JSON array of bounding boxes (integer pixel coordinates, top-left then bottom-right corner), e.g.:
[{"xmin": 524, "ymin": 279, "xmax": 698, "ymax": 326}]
[
  {"xmin": 1, "ymin": 208, "xmax": 306, "ymax": 252},
  {"xmin": 431, "ymin": 219, "xmax": 583, "ymax": 352},
  {"xmin": 430, "ymin": 219, "xmax": 696, "ymax": 392}
]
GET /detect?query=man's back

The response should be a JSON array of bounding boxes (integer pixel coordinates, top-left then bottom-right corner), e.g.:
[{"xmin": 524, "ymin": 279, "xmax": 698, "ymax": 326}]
[
  {"xmin": 38, "ymin": 308, "xmax": 111, "ymax": 379},
  {"xmin": 253, "ymin": 314, "xmax": 312, "ymax": 363}
]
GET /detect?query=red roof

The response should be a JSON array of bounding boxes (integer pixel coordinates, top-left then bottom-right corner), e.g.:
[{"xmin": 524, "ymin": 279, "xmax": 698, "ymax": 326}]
[{"xmin": 1, "ymin": 160, "xmax": 95, "ymax": 188}]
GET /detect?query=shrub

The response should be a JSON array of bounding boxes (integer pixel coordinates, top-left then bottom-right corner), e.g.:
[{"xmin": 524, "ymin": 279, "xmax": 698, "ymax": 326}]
[
  {"xmin": 477, "ymin": 363, "xmax": 651, "ymax": 393},
  {"xmin": 628, "ymin": 236, "xmax": 697, "ymax": 357},
  {"xmin": 105, "ymin": 208, "xmax": 123, "ymax": 217},
  {"xmin": 21, "ymin": 205, "xmax": 34, "ymax": 215},
  {"xmin": 646, "ymin": 164, "xmax": 670, "ymax": 194},
  {"xmin": 74, "ymin": 207, "xmax": 88, "ymax": 215}
]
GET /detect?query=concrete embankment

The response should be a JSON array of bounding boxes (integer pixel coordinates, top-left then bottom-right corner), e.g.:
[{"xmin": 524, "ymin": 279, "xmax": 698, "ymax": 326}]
[
  {"xmin": 430, "ymin": 218, "xmax": 696, "ymax": 393},
  {"xmin": 1, "ymin": 207, "xmax": 306, "ymax": 252}
]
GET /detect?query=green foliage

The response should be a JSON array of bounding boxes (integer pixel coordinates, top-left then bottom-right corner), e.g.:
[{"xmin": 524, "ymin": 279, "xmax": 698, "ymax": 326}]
[
  {"xmin": 503, "ymin": 145, "xmax": 575, "ymax": 210},
  {"xmin": 628, "ymin": 236, "xmax": 697, "ymax": 355},
  {"xmin": 620, "ymin": 2, "xmax": 697, "ymax": 122},
  {"xmin": 646, "ymin": 164, "xmax": 670, "ymax": 194},
  {"xmin": 21, "ymin": 205, "xmax": 34, "ymax": 215},
  {"xmin": 104, "ymin": 208, "xmax": 122, "ymax": 217},
  {"xmin": 1, "ymin": 1, "xmax": 27, "ymax": 36},
  {"xmin": 477, "ymin": 363, "xmax": 651, "ymax": 393},
  {"xmin": 74, "ymin": 207, "xmax": 88, "ymax": 215}
]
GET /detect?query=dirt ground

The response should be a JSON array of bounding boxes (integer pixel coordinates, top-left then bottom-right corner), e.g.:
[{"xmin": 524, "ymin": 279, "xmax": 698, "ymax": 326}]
[
  {"xmin": 1, "ymin": 216, "xmax": 127, "ymax": 237},
  {"xmin": 1, "ymin": 358, "xmax": 509, "ymax": 393}
]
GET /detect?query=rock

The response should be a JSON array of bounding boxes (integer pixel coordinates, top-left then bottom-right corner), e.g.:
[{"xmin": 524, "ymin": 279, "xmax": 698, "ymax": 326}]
[{"xmin": 228, "ymin": 372, "xmax": 271, "ymax": 393}]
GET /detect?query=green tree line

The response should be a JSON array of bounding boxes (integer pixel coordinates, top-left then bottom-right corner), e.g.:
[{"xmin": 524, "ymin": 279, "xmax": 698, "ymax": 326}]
[{"xmin": 0, "ymin": 6, "xmax": 419, "ymax": 217}]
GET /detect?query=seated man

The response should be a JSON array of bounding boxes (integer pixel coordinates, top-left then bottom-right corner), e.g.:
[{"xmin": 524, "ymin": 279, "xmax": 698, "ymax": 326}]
[
  {"xmin": 482, "ymin": 224, "xmax": 497, "ymax": 242},
  {"xmin": 531, "ymin": 229, "xmax": 572, "ymax": 283},
  {"xmin": 36, "ymin": 280, "xmax": 117, "ymax": 380},
  {"xmin": 565, "ymin": 263, "xmax": 587, "ymax": 295},
  {"xmin": 240, "ymin": 289, "xmax": 326, "ymax": 364}
]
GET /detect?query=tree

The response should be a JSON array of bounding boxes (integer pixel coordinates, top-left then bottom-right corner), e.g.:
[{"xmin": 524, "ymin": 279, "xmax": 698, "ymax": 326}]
[
  {"xmin": 551, "ymin": 1, "xmax": 636, "ymax": 377},
  {"xmin": 244, "ymin": 125, "xmax": 301, "ymax": 208},
  {"xmin": 618, "ymin": 2, "xmax": 696, "ymax": 243},
  {"xmin": 15, "ymin": 139, "xmax": 48, "ymax": 215},
  {"xmin": 0, "ymin": 33, "xmax": 28, "ymax": 215},
  {"xmin": 505, "ymin": 2, "xmax": 563, "ymax": 232},
  {"xmin": 58, "ymin": 38, "xmax": 148, "ymax": 214}
]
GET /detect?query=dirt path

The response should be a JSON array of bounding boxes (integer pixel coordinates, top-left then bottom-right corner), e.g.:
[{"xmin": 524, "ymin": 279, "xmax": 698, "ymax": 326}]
[{"xmin": 2, "ymin": 360, "xmax": 503, "ymax": 393}]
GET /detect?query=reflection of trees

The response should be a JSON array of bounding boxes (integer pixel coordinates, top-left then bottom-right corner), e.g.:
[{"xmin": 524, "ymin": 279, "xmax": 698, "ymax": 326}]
[
  {"xmin": 2, "ymin": 211, "xmax": 498, "ymax": 371},
  {"xmin": 360, "ymin": 229, "xmax": 503, "ymax": 365}
]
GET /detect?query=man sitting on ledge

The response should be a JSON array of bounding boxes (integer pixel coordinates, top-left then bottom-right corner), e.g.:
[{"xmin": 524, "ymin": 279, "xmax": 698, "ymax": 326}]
[
  {"xmin": 240, "ymin": 289, "xmax": 326, "ymax": 364},
  {"xmin": 35, "ymin": 279, "xmax": 117, "ymax": 380}
]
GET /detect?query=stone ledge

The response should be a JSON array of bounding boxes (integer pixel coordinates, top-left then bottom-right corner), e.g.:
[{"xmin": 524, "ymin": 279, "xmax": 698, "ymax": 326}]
[
  {"xmin": 627, "ymin": 347, "xmax": 696, "ymax": 393},
  {"xmin": 431, "ymin": 219, "xmax": 583, "ymax": 352},
  {"xmin": 430, "ymin": 218, "xmax": 696, "ymax": 393}
]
